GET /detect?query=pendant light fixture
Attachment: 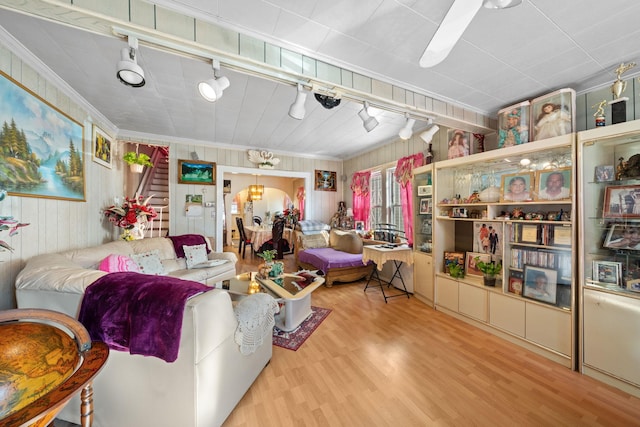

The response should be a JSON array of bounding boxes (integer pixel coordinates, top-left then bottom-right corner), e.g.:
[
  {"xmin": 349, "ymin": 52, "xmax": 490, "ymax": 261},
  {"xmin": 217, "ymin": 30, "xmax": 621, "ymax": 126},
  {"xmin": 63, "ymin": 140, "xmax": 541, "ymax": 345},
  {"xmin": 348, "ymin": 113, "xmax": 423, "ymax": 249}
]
[{"xmin": 248, "ymin": 175, "xmax": 263, "ymax": 201}]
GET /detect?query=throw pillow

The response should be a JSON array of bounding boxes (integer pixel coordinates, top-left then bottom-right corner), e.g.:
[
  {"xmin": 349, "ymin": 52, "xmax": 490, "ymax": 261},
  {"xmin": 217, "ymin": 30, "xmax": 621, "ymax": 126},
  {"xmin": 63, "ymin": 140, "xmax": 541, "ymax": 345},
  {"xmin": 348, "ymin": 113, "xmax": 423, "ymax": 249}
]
[
  {"xmin": 331, "ymin": 230, "xmax": 363, "ymax": 254},
  {"xmin": 98, "ymin": 254, "xmax": 141, "ymax": 273},
  {"xmin": 299, "ymin": 232, "xmax": 329, "ymax": 250},
  {"xmin": 183, "ymin": 244, "xmax": 209, "ymax": 269},
  {"xmin": 131, "ymin": 249, "xmax": 166, "ymax": 275}
]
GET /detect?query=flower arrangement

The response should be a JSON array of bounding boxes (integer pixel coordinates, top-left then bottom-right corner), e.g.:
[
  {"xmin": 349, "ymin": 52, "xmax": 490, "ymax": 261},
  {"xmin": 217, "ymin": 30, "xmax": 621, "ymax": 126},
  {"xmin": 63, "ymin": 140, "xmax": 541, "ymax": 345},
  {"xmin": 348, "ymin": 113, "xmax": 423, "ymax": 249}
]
[
  {"xmin": 104, "ymin": 194, "xmax": 157, "ymax": 232},
  {"xmin": 283, "ymin": 207, "xmax": 300, "ymax": 227}
]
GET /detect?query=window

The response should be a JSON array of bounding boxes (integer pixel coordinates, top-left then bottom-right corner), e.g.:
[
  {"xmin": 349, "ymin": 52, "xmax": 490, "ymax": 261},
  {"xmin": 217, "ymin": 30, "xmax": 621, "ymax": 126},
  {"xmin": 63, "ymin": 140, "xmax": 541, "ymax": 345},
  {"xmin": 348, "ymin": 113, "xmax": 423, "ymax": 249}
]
[
  {"xmin": 387, "ymin": 167, "xmax": 404, "ymax": 233},
  {"xmin": 368, "ymin": 166, "xmax": 404, "ymax": 233},
  {"xmin": 370, "ymin": 171, "xmax": 382, "ymax": 228}
]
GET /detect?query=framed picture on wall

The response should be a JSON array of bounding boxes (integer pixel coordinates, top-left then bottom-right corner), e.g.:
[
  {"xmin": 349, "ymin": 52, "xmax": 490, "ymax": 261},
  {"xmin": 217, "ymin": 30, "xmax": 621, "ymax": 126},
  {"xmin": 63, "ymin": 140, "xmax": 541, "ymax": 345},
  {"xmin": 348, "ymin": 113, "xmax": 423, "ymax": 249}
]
[
  {"xmin": 0, "ymin": 70, "xmax": 85, "ymax": 201},
  {"xmin": 92, "ymin": 125, "xmax": 112, "ymax": 169},
  {"xmin": 178, "ymin": 159, "xmax": 216, "ymax": 185},
  {"xmin": 314, "ymin": 170, "xmax": 337, "ymax": 191}
]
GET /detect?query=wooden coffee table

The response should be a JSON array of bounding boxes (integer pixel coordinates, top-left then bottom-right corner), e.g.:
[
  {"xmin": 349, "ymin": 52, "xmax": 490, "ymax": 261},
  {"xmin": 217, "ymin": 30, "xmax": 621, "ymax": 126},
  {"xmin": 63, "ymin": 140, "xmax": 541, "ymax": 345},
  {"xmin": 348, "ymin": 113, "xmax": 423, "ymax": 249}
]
[{"xmin": 256, "ymin": 273, "xmax": 325, "ymax": 332}]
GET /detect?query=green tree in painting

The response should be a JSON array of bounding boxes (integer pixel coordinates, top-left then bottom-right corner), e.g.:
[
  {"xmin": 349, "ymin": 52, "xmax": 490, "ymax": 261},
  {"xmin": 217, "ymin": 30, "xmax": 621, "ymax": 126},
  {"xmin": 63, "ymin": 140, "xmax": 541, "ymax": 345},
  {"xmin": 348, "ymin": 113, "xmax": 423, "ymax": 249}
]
[{"xmin": 0, "ymin": 119, "xmax": 42, "ymax": 186}]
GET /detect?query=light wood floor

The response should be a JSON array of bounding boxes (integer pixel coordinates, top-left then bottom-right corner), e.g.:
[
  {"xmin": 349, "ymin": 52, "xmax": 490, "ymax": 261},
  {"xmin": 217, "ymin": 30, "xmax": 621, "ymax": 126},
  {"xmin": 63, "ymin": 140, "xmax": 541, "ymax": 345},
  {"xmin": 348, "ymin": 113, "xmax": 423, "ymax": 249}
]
[
  {"xmin": 224, "ymin": 248, "xmax": 640, "ymax": 427},
  {"xmin": 56, "ymin": 248, "xmax": 640, "ymax": 426}
]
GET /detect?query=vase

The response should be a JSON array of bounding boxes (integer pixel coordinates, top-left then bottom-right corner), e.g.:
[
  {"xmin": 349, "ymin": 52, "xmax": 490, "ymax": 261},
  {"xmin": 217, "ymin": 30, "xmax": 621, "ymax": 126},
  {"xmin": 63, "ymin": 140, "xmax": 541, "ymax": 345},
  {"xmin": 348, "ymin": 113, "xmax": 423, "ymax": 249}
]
[
  {"xmin": 129, "ymin": 216, "xmax": 147, "ymax": 240},
  {"xmin": 483, "ymin": 273, "xmax": 497, "ymax": 287},
  {"xmin": 258, "ymin": 262, "xmax": 272, "ymax": 279}
]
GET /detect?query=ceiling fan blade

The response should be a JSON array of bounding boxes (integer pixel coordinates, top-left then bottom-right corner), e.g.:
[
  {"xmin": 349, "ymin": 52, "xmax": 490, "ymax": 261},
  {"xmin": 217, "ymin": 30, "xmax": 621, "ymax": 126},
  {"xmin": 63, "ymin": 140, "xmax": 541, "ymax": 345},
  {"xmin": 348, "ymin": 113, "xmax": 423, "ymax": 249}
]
[{"xmin": 419, "ymin": 0, "xmax": 483, "ymax": 68}]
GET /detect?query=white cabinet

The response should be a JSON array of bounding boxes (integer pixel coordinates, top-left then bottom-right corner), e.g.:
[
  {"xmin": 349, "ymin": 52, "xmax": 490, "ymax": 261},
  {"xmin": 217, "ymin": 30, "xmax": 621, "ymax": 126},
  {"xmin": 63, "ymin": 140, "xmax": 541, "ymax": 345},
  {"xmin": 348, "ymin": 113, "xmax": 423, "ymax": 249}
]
[
  {"xmin": 413, "ymin": 252, "xmax": 433, "ymax": 305},
  {"xmin": 432, "ymin": 134, "xmax": 576, "ymax": 368},
  {"xmin": 578, "ymin": 120, "xmax": 640, "ymax": 396},
  {"xmin": 583, "ymin": 289, "xmax": 640, "ymax": 392},
  {"xmin": 489, "ymin": 292, "xmax": 525, "ymax": 337},
  {"xmin": 435, "ymin": 276, "xmax": 458, "ymax": 312},
  {"xmin": 459, "ymin": 282, "xmax": 488, "ymax": 322}
]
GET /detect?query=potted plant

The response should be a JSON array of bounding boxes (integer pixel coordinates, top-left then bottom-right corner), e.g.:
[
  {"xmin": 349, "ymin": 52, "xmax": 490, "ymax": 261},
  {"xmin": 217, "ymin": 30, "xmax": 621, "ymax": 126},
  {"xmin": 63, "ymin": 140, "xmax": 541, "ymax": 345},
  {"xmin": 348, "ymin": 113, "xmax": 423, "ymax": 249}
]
[
  {"xmin": 448, "ymin": 262, "xmax": 465, "ymax": 279},
  {"xmin": 123, "ymin": 151, "xmax": 154, "ymax": 173},
  {"xmin": 475, "ymin": 256, "xmax": 502, "ymax": 287},
  {"xmin": 256, "ymin": 249, "xmax": 279, "ymax": 278}
]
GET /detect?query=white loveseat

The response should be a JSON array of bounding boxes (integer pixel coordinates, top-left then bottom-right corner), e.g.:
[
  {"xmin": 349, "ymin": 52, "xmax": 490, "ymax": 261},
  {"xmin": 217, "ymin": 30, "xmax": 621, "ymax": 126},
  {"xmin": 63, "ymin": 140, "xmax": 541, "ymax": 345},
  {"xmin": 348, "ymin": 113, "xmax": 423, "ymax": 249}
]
[{"xmin": 14, "ymin": 236, "xmax": 273, "ymax": 427}]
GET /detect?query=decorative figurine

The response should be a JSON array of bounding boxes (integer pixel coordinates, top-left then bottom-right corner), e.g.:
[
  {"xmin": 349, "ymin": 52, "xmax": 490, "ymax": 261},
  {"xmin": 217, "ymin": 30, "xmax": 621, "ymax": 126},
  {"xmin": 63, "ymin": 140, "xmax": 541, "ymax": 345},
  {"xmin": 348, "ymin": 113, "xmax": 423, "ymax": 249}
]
[
  {"xmin": 616, "ymin": 157, "xmax": 627, "ymax": 181},
  {"xmin": 592, "ymin": 99, "xmax": 607, "ymax": 127}
]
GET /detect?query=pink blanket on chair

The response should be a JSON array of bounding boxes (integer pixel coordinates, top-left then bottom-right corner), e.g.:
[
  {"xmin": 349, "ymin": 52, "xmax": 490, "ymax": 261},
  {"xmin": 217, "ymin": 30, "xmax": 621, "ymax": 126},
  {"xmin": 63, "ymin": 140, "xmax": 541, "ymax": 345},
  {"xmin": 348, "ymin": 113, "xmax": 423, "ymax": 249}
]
[{"xmin": 78, "ymin": 272, "xmax": 210, "ymax": 362}]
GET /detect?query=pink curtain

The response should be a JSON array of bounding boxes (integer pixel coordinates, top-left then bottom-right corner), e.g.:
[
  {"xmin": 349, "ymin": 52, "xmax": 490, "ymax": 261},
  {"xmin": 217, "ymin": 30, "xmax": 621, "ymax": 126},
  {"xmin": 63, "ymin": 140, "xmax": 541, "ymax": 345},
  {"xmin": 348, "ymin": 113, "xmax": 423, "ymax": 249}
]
[
  {"xmin": 296, "ymin": 186, "xmax": 305, "ymax": 220},
  {"xmin": 350, "ymin": 171, "xmax": 371, "ymax": 229},
  {"xmin": 395, "ymin": 153, "xmax": 425, "ymax": 246}
]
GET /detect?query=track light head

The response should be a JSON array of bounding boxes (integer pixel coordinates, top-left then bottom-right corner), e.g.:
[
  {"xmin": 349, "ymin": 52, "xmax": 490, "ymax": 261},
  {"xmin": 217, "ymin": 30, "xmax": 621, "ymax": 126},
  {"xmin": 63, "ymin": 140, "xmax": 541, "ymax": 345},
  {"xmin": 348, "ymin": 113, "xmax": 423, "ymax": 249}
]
[
  {"xmin": 420, "ymin": 124, "xmax": 440, "ymax": 143},
  {"xmin": 199, "ymin": 60, "xmax": 230, "ymax": 102},
  {"xmin": 358, "ymin": 102, "xmax": 379, "ymax": 132},
  {"xmin": 288, "ymin": 84, "xmax": 307, "ymax": 120},
  {"xmin": 399, "ymin": 114, "xmax": 416, "ymax": 140},
  {"xmin": 117, "ymin": 37, "xmax": 145, "ymax": 87}
]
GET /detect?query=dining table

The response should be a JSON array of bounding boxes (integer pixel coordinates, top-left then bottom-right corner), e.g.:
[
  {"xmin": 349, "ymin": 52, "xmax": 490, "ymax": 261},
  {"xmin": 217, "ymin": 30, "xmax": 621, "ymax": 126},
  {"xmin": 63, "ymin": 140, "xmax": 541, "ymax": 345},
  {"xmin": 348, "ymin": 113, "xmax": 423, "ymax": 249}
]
[{"xmin": 245, "ymin": 225, "xmax": 294, "ymax": 250}]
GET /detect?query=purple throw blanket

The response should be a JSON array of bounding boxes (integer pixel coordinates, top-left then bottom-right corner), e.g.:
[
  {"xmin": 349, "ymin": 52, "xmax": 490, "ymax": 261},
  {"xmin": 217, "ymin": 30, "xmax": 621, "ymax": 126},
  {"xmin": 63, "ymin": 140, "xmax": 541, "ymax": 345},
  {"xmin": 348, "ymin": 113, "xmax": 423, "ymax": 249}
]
[
  {"xmin": 168, "ymin": 234, "xmax": 211, "ymax": 258},
  {"xmin": 78, "ymin": 272, "xmax": 210, "ymax": 362}
]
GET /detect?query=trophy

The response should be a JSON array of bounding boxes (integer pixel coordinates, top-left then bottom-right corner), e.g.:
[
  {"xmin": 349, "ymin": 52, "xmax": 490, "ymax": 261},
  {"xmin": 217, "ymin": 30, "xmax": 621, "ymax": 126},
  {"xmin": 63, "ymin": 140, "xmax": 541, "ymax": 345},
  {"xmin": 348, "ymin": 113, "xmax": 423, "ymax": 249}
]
[
  {"xmin": 609, "ymin": 62, "xmax": 636, "ymax": 124},
  {"xmin": 591, "ymin": 100, "xmax": 607, "ymax": 127}
]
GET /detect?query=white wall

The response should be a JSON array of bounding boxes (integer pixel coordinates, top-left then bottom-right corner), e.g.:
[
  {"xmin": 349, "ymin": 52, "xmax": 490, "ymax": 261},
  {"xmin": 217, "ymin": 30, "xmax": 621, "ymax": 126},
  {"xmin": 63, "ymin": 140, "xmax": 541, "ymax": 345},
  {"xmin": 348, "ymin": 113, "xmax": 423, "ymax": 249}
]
[{"xmin": 0, "ymin": 43, "xmax": 124, "ymax": 309}]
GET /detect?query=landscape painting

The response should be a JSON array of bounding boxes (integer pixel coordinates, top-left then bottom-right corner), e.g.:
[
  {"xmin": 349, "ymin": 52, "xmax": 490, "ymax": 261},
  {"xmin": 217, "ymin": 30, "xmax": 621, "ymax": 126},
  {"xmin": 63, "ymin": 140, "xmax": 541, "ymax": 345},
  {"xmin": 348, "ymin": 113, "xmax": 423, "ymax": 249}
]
[{"xmin": 0, "ymin": 71, "xmax": 85, "ymax": 201}]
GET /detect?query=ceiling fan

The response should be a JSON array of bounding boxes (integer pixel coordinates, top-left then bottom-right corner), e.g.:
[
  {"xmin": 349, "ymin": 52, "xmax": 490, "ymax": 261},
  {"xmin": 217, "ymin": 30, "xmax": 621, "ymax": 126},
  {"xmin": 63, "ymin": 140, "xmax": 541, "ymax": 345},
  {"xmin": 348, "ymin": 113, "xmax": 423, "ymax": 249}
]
[{"xmin": 419, "ymin": 0, "xmax": 522, "ymax": 68}]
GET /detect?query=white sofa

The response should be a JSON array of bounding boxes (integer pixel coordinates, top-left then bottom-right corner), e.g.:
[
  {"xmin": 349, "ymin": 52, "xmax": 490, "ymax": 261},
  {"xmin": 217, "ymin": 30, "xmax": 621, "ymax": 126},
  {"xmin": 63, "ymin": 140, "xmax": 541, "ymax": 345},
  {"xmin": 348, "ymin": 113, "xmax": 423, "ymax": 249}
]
[{"xmin": 15, "ymin": 236, "xmax": 273, "ymax": 427}]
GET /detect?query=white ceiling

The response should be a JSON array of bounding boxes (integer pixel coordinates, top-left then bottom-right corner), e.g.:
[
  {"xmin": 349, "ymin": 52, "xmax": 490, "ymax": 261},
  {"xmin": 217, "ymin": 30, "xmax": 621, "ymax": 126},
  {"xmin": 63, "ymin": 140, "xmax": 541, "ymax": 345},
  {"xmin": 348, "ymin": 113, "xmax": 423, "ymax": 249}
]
[{"xmin": 2, "ymin": 0, "xmax": 640, "ymax": 160}]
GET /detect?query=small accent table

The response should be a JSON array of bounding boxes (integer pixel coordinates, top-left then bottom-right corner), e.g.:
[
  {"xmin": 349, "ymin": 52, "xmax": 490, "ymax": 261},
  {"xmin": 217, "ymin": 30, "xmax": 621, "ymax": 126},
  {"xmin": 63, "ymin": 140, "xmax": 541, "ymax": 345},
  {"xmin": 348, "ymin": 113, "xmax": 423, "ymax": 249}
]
[{"xmin": 362, "ymin": 245, "xmax": 413, "ymax": 303}]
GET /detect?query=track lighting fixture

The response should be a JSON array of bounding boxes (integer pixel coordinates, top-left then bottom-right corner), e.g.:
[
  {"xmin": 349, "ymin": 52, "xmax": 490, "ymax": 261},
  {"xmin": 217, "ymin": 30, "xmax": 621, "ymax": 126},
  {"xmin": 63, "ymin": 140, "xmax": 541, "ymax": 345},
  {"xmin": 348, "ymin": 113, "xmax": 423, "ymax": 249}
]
[
  {"xmin": 358, "ymin": 101, "xmax": 379, "ymax": 132},
  {"xmin": 117, "ymin": 36, "xmax": 145, "ymax": 87},
  {"xmin": 198, "ymin": 59, "xmax": 230, "ymax": 102},
  {"xmin": 398, "ymin": 113, "xmax": 416, "ymax": 140},
  {"xmin": 420, "ymin": 119, "xmax": 440, "ymax": 143},
  {"xmin": 288, "ymin": 84, "xmax": 307, "ymax": 120}
]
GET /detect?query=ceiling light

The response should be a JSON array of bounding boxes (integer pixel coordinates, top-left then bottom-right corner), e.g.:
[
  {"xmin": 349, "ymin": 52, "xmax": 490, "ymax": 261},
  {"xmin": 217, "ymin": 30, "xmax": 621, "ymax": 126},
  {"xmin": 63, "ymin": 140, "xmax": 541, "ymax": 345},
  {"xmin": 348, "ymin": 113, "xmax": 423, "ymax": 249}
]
[
  {"xmin": 358, "ymin": 101, "xmax": 379, "ymax": 132},
  {"xmin": 198, "ymin": 59, "xmax": 230, "ymax": 102},
  {"xmin": 399, "ymin": 114, "xmax": 416, "ymax": 140},
  {"xmin": 288, "ymin": 84, "xmax": 307, "ymax": 120},
  {"xmin": 116, "ymin": 36, "xmax": 145, "ymax": 87},
  {"xmin": 420, "ymin": 119, "xmax": 440, "ymax": 143}
]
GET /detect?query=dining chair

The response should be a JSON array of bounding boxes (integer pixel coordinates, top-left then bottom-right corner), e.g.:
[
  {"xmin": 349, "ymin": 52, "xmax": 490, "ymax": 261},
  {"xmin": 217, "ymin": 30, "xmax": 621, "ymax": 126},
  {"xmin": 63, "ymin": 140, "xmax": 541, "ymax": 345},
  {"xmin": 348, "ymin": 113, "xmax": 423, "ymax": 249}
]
[
  {"xmin": 272, "ymin": 217, "xmax": 286, "ymax": 260},
  {"xmin": 236, "ymin": 217, "xmax": 254, "ymax": 259},
  {"xmin": 0, "ymin": 308, "xmax": 109, "ymax": 427}
]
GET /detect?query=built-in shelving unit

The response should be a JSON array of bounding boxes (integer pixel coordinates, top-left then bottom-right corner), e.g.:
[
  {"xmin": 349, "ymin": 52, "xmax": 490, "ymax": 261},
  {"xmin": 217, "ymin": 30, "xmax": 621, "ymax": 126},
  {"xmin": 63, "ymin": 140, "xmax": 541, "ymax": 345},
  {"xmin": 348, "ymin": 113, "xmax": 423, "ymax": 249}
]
[
  {"xmin": 577, "ymin": 119, "xmax": 640, "ymax": 398},
  {"xmin": 432, "ymin": 134, "xmax": 576, "ymax": 368},
  {"xmin": 413, "ymin": 164, "xmax": 434, "ymax": 305}
]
